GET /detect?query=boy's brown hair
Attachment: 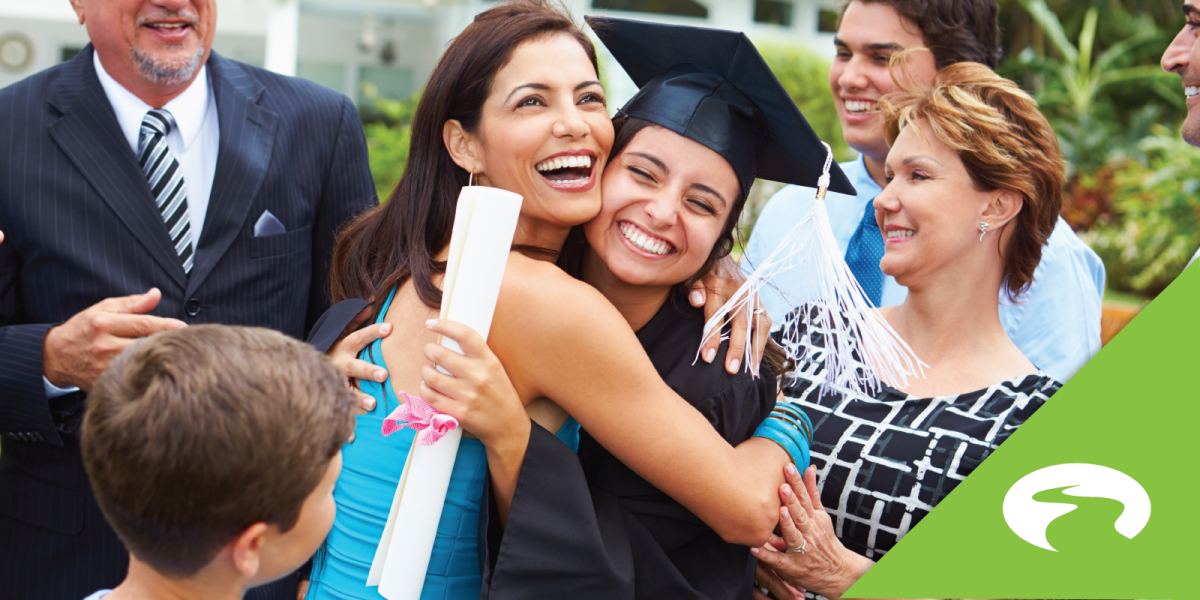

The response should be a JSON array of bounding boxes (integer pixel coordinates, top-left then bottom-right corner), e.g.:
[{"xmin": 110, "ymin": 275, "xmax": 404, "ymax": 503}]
[{"xmin": 82, "ymin": 325, "xmax": 356, "ymax": 577}]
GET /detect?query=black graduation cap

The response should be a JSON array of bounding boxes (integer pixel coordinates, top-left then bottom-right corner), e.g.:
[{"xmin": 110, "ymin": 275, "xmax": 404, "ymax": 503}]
[{"xmin": 587, "ymin": 16, "xmax": 856, "ymax": 198}]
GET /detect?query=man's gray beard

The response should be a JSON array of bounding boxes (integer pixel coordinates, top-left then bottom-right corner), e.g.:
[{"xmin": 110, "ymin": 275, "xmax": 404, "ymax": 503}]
[{"xmin": 131, "ymin": 44, "xmax": 205, "ymax": 87}]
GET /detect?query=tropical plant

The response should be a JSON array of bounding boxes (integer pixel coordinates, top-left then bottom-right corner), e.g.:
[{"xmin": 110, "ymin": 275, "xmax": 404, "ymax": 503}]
[
  {"xmin": 1017, "ymin": 0, "xmax": 1172, "ymax": 119},
  {"xmin": 1079, "ymin": 125, "xmax": 1200, "ymax": 297},
  {"xmin": 1009, "ymin": 0, "xmax": 1181, "ymax": 175}
]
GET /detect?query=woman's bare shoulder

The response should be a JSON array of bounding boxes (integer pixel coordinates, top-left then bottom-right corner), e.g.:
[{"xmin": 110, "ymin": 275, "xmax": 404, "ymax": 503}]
[
  {"xmin": 499, "ymin": 253, "xmax": 614, "ymax": 319},
  {"xmin": 493, "ymin": 252, "xmax": 638, "ymax": 360},
  {"xmin": 492, "ymin": 253, "xmax": 649, "ymax": 398}
]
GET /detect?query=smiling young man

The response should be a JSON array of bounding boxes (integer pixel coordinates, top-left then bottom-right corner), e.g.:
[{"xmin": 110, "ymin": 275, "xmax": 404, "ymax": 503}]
[
  {"xmin": 0, "ymin": 1, "xmax": 375, "ymax": 598},
  {"xmin": 744, "ymin": 0, "xmax": 1106, "ymax": 384}
]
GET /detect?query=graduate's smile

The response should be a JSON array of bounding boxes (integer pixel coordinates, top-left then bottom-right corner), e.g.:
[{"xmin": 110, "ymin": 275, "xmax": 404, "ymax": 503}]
[
  {"xmin": 617, "ymin": 220, "xmax": 677, "ymax": 257},
  {"xmin": 534, "ymin": 150, "xmax": 598, "ymax": 192}
]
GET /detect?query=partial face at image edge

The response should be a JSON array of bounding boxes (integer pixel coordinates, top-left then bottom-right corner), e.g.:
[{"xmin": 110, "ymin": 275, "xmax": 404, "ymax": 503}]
[{"xmin": 1162, "ymin": 0, "xmax": 1200, "ymax": 146}]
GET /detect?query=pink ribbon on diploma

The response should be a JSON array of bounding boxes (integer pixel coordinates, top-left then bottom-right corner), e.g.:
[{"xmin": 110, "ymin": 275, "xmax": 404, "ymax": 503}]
[{"xmin": 381, "ymin": 393, "xmax": 459, "ymax": 446}]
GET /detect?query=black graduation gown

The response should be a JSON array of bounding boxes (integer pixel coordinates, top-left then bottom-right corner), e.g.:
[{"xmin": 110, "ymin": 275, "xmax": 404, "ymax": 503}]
[{"xmin": 479, "ymin": 300, "xmax": 777, "ymax": 600}]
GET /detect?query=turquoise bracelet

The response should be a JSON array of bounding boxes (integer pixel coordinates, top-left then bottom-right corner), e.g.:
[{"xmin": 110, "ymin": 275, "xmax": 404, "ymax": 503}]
[{"xmin": 752, "ymin": 406, "xmax": 813, "ymax": 470}]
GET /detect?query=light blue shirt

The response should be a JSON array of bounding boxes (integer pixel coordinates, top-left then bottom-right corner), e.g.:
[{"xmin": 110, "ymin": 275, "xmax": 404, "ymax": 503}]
[{"xmin": 743, "ymin": 155, "xmax": 1107, "ymax": 383}]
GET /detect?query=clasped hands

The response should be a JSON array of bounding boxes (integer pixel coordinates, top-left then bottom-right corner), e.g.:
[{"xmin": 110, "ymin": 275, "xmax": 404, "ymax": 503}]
[{"xmin": 750, "ymin": 465, "xmax": 875, "ymax": 600}]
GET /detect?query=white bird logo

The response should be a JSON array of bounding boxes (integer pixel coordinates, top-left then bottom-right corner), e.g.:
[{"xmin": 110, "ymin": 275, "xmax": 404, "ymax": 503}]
[{"xmin": 1002, "ymin": 463, "xmax": 1151, "ymax": 552}]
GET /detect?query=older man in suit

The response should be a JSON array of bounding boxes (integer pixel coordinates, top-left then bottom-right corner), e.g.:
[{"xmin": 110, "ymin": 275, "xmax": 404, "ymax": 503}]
[{"xmin": 0, "ymin": 0, "xmax": 376, "ymax": 598}]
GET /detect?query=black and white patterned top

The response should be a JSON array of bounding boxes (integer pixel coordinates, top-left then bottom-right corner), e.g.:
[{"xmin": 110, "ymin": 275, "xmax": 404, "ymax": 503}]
[{"xmin": 779, "ymin": 315, "xmax": 1060, "ymax": 562}]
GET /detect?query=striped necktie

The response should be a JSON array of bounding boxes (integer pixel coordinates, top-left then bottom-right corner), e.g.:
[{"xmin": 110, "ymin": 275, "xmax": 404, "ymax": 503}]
[
  {"xmin": 138, "ymin": 109, "xmax": 194, "ymax": 275},
  {"xmin": 844, "ymin": 198, "xmax": 885, "ymax": 306}
]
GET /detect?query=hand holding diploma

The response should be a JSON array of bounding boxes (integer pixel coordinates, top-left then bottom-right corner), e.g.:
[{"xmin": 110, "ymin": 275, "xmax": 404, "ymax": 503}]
[
  {"xmin": 367, "ymin": 184, "xmax": 522, "ymax": 599},
  {"xmin": 422, "ymin": 317, "xmax": 531, "ymax": 523},
  {"xmin": 421, "ymin": 318, "xmax": 527, "ymax": 446}
]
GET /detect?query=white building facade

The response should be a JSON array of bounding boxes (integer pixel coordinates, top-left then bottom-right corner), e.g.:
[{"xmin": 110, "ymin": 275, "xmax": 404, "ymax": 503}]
[{"xmin": 0, "ymin": 0, "xmax": 839, "ymax": 107}]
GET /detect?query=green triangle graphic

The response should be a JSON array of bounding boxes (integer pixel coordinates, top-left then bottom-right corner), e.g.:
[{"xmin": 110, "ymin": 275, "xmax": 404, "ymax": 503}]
[{"xmin": 845, "ymin": 264, "xmax": 1200, "ymax": 599}]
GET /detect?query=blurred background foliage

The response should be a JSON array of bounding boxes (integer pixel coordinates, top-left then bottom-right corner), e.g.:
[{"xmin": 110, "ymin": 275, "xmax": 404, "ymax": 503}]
[
  {"xmin": 359, "ymin": 82, "xmax": 418, "ymax": 201},
  {"xmin": 358, "ymin": 0, "xmax": 1200, "ymax": 301},
  {"xmin": 996, "ymin": 0, "xmax": 1198, "ymax": 301}
]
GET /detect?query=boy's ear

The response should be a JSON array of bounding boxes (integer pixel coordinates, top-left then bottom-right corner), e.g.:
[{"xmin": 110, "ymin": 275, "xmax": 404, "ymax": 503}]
[
  {"xmin": 230, "ymin": 522, "xmax": 270, "ymax": 577},
  {"xmin": 443, "ymin": 119, "xmax": 485, "ymax": 176}
]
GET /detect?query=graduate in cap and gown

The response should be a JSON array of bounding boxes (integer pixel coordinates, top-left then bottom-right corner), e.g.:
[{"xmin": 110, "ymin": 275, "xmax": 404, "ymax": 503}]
[{"xmin": 452, "ymin": 16, "xmax": 855, "ymax": 599}]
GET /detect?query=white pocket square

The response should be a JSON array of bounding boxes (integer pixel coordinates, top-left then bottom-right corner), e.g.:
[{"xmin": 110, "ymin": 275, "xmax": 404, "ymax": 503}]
[{"xmin": 253, "ymin": 210, "xmax": 287, "ymax": 237}]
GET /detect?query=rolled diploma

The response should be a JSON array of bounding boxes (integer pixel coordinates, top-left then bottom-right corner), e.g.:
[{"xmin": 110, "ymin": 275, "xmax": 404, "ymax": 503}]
[{"xmin": 366, "ymin": 186, "xmax": 523, "ymax": 600}]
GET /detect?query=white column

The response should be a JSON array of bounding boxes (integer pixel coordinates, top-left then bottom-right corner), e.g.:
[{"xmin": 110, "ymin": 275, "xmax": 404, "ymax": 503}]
[{"xmin": 264, "ymin": 0, "xmax": 300, "ymax": 76}]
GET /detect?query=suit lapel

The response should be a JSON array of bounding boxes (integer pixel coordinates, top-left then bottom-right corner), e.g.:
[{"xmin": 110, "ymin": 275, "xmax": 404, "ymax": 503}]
[
  {"xmin": 46, "ymin": 46, "xmax": 188, "ymax": 290},
  {"xmin": 186, "ymin": 52, "xmax": 278, "ymax": 298}
]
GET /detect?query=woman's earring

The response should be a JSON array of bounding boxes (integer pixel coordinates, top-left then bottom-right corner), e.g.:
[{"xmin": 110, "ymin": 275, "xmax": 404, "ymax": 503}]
[
  {"xmin": 978, "ymin": 221, "xmax": 990, "ymax": 242},
  {"xmin": 468, "ymin": 171, "xmax": 475, "ymax": 187}
]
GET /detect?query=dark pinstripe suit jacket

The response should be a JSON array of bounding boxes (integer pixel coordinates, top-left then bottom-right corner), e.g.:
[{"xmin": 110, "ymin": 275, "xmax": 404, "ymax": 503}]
[{"xmin": 0, "ymin": 46, "xmax": 376, "ymax": 599}]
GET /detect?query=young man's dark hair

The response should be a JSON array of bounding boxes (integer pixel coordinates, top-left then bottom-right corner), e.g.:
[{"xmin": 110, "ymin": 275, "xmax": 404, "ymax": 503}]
[{"xmin": 842, "ymin": 0, "xmax": 1002, "ymax": 68}]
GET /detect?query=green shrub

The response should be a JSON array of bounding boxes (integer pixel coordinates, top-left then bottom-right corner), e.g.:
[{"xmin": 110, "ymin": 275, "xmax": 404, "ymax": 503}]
[
  {"xmin": 1079, "ymin": 125, "xmax": 1200, "ymax": 297},
  {"xmin": 756, "ymin": 43, "xmax": 852, "ymax": 163},
  {"xmin": 360, "ymin": 85, "xmax": 420, "ymax": 201},
  {"xmin": 743, "ymin": 43, "xmax": 852, "ymax": 238}
]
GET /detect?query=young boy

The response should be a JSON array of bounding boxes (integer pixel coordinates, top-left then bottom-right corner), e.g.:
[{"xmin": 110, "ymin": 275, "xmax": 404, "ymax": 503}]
[{"xmin": 80, "ymin": 325, "xmax": 356, "ymax": 600}]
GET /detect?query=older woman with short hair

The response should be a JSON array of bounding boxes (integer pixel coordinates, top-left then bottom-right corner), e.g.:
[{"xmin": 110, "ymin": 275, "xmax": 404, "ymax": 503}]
[{"xmin": 750, "ymin": 59, "xmax": 1065, "ymax": 599}]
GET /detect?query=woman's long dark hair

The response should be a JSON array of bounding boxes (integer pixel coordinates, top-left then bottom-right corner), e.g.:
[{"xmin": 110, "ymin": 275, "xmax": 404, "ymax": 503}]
[{"xmin": 330, "ymin": 0, "xmax": 598, "ymax": 319}]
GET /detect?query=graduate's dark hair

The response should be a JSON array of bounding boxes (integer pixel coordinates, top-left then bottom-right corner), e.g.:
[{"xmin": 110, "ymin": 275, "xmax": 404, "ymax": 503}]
[
  {"xmin": 840, "ymin": 0, "xmax": 1002, "ymax": 69},
  {"xmin": 331, "ymin": 0, "xmax": 598, "ymax": 315}
]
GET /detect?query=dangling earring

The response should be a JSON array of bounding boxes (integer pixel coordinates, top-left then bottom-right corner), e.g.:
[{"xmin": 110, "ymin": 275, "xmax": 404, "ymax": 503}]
[
  {"xmin": 467, "ymin": 170, "xmax": 475, "ymax": 187},
  {"xmin": 978, "ymin": 221, "xmax": 990, "ymax": 242}
]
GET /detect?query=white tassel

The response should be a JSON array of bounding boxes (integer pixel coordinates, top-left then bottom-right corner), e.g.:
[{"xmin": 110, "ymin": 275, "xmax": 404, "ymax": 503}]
[{"xmin": 697, "ymin": 143, "xmax": 927, "ymax": 397}]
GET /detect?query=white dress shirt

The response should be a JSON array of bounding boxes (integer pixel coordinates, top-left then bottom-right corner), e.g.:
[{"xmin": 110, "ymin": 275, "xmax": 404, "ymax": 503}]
[
  {"xmin": 44, "ymin": 55, "xmax": 220, "ymax": 399},
  {"xmin": 93, "ymin": 51, "xmax": 219, "ymax": 246},
  {"xmin": 745, "ymin": 154, "xmax": 1107, "ymax": 383}
]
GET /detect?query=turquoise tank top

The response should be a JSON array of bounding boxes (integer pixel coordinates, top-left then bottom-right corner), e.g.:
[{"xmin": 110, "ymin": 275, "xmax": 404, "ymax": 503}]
[{"xmin": 309, "ymin": 288, "xmax": 580, "ymax": 599}]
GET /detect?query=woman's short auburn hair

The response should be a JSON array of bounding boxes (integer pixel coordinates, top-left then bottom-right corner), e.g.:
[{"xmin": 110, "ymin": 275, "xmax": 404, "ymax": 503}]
[{"xmin": 878, "ymin": 57, "xmax": 1065, "ymax": 300}]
